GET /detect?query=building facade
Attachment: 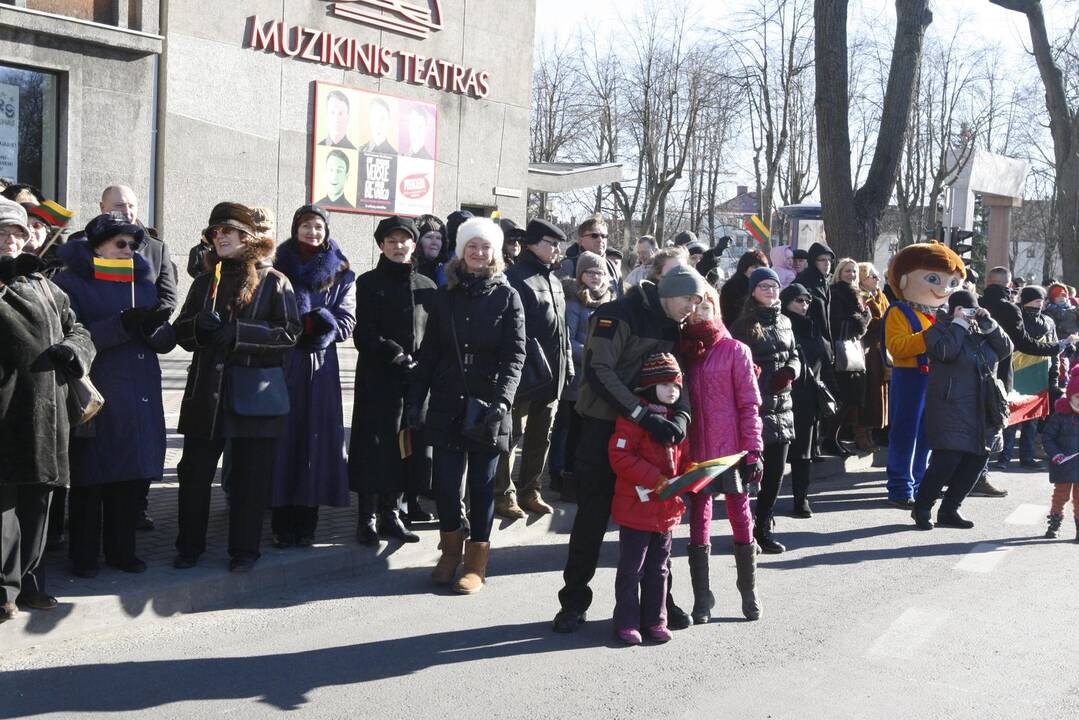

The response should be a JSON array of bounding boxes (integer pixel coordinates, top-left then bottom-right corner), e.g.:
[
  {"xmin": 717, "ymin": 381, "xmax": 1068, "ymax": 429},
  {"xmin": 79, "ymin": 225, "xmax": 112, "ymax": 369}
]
[{"xmin": 0, "ymin": 0, "xmax": 535, "ymax": 276}]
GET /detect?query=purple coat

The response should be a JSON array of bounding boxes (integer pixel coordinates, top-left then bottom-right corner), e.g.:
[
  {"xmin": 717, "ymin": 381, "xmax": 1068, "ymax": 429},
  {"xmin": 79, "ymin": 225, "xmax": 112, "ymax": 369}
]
[{"xmin": 271, "ymin": 238, "xmax": 356, "ymax": 508}]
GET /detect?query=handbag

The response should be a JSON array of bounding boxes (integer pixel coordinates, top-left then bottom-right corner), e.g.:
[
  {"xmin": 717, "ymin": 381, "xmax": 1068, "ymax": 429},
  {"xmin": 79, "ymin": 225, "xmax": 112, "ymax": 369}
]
[
  {"xmin": 37, "ymin": 278, "xmax": 105, "ymax": 426},
  {"xmin": 449, "ymin": 302, "xmax": 498, "ymax": 447},
  {"xmin": 227, "ymin": 366, "xmax": 290, "ymax": 417},
  {"xmin": 815, "ymin": 377, "xmax": 839, "ymax": 418},
  {"xmin": 834, "ymin": 321, "xmax": 866, "ymax": 373},
  {"xmin": 515, "ymin": 336, "xmax": 554, "ymax": 401}
]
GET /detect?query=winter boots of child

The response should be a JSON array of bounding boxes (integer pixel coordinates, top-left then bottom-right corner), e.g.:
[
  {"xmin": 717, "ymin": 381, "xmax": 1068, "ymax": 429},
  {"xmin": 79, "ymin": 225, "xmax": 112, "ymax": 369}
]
[
  {"xmin": 1044, "ymin": 514, "xmax": 1079, "ymax": 543},
  {"xmin": 687, "ymin": 543, "xmax": 761, "ymax": 623},
  {"xmin": 431, "ymin": 530, "xmax": 491, "ymax": 593}
]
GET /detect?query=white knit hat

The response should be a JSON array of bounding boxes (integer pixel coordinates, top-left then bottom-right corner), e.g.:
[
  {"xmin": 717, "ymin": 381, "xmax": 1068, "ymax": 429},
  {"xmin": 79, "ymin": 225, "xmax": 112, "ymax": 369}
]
[
  {"xmin": 0, "ymin": 196, "xmax": 30, "ymax": 238},
  {"xmin": 455, "ymin": 217, "xmax": 503, "ymax": 255}
]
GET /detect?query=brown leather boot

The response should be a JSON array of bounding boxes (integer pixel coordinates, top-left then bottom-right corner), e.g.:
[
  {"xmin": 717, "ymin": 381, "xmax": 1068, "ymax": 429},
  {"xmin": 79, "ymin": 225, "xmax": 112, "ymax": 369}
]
[
  {"xmin": 494, "ymin": 495, "xmax": 527, "ymax": 520},
  {"xmin": 454, "ymin": 541, "xmax": 491, "ymax": 594},
  {"xmin": 518, "ymin": 490, "xmax": 553, "ymax": 515},
  {"xmin": 431, "ymin": 530, "xmax": 466, "ymax": 585}
]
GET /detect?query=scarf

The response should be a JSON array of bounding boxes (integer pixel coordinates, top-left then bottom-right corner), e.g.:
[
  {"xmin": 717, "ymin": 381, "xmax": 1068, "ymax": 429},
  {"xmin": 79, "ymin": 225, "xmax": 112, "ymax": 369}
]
[{"xmin": 679, "ymin": 320, "xmax": 722, "ymax": 365}]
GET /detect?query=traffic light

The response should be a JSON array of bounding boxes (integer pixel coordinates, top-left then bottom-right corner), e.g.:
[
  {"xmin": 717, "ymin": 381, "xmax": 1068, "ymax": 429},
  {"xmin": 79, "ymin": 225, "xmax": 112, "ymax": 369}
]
[{"xmin": 950, "ymin": 228, "xmax": 974, "ymax": 260}]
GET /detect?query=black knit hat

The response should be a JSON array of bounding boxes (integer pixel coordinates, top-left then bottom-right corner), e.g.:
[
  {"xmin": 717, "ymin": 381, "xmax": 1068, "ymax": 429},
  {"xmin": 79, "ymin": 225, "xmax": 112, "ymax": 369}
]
[
  {"xmin": 1019, "ymin": 285, "xmax": 1047, "ymax": 306},
  {"xmin": 780, "ymin": 282, "xmax": 811, "ymax": 306},
  {"xmin": 792, "ymin": 248, "xmax": 810, "ymax": 260},
  {"xmin": 948, "ymin": 290, "xmax": 979, "ymax": 312},
  {"xmin": 85, "ymin": 213, "xmax": 145, "ymax": 249},
  {"xmin": 635, "ymin": 352, "xmax": 683, "ymax": 390},
  {"xmin": 290, "ymin": 204, "xmax": 329, "ymax": 240},
  {"xmin": 673, "ymin": 230, "xmax": 697, "ymax": 247},
  {"xmin": 525, "ymin": 218, "xmax": 564, "ymax": 246},
  {"xmin": 374, "ymin": 215, "xmax": 418, "ymax": 245}
]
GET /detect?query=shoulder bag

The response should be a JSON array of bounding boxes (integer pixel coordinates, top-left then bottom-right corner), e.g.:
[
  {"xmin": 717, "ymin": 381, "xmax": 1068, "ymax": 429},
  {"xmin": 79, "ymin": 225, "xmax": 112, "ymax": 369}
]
[
  {"xmin": 227, "ymin": 365, "xmax": 290, "ymax": 417},
  {"xmin": 37, "ymin": 279, "xmax": 104, "ymax": 426},
  {"xmin": 834, "ymin": 320, "xmax": 867, "ymax": 373}
]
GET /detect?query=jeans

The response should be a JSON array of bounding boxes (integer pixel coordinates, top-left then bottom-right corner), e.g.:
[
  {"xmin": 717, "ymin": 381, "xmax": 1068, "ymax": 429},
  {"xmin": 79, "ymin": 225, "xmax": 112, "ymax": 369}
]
[
  {"xmin": 914, "ymin": 449, "xmax": 988, "ymax": 516},
  {"xmin": 613, "ymin": 526, "xmax": 671, "ymax": 631},
  {"xmin": 1000, "ymin": 420, "xmax": 1038, "ymax": 463},
  {"xmin": 432, "ymin": 447, "xmax": 500, "ymax": 542}
]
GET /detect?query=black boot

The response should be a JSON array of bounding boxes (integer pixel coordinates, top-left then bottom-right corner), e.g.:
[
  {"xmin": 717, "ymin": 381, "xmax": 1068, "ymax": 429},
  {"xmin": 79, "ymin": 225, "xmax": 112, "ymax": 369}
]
[
  {"xmin": 936, "ymin": 506, "xmax": 974, "ymax": 529},
  {"xmin": 356, "ymin": 494, "xmax": 379, "ymax": 546},
  {"xmin": 754, "ymin": 516, "xmax": 786, "ymax": 554},
  {"xmin": 687, "ymin": 544, "xmax": 714, "ymax": 625},
  {"xmin": 403, "ymin": 494, "xmax": 434, "ymax": 525},
  {"xmin": 733, "ymin": 542, "xmax": 761, "ymax": 621},
  {"xmin": 790, "ymin": 460, "xmax": 812, "ymax": 518},
  {"xmin": 378, "ymin": 495, "xmax": 420, "ymax": 543},
  {"xmin": 665, "ymin": 562, "xmax": 691, "ymax": 630},
  {"xmin": 1074, "ymin": 517, "xmax": 1079, "ymax": 544},
  {"xmin": 1045, "ymin": 513, "xmax": 1063, "ymax": 539}
]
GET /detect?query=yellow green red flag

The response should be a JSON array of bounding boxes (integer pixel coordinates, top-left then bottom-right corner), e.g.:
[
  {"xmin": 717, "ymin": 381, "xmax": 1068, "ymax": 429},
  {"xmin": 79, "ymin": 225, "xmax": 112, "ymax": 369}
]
[
  {"xmin": 745, "ymin": 214, "xmax": 770, "ymax": 244},
  {"xmin": 93, "ymin": 257, "xmax": 134, "ymax": 283}
]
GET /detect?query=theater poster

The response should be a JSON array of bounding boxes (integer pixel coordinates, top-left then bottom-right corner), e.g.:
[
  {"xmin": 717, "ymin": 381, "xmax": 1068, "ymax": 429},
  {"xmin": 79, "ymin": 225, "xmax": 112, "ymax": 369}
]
[{"xmin": 310, "ymin": 81, "xmax": 438, "ymax": 217}]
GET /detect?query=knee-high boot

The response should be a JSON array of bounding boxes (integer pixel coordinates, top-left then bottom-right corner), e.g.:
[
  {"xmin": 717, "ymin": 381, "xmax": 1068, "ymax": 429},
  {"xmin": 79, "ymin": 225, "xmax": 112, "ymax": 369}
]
[
  {"xmin": 687, "ymin": 544, "xmax": 714, "ymax": 624},
  {"xmin": 734, "ymin": 542, "xmax": 761, "ymax": 620}
]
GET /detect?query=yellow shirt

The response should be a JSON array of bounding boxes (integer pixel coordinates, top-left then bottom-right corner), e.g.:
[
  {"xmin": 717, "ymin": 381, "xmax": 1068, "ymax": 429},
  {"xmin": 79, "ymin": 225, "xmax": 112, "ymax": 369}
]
[{"xmin": 884, "ymin": 305, "xmax": 934, "ymax": 368}]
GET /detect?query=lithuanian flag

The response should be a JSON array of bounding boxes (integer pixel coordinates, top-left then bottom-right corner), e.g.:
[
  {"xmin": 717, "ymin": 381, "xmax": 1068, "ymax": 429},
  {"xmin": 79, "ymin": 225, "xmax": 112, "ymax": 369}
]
[
  {"xmin": 93, "ymin": 257, "xmax": 135, "ymax": 283},
  {"xmin": 745, "ymin": 214, "xmax": 770, "ymax": 245},
  {"xmin": 657, "ymin": 452, "xmax": 747, "ymax": 500},
  {"xmin": 1008, "ymin": 351, "xmax": 1051, "ymax": 425},
  {"xmin": 30, "ymin": 200, "xmax": 75, "ymax": 228}
]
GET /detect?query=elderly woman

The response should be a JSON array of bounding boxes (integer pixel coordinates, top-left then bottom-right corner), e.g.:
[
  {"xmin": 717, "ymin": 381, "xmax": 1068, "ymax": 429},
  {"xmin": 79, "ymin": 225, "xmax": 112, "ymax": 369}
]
[
  {"xmin": 53, "ymin": 215, "xmax": 176, "ymax": 577},
  {"xmin": 415, "ymin": 214, "xmax": 448, "ymax": 287},
  {"xmin": 173, "ymin": 202, "xmax": 301, "ymax": 572},
  {"xmin": 0, "ymin": 197, "xmax": 95, "ymax": 619},
  {"xmin": 269, "ymin": 205, "xmax": 356, "ymax": 548},
  {"xmin": 857, "ymin": 262, "xmax": 890, "ymax": 451},
  {"xmin": 407, "ymin": 218, "xmax": 526, "ymax": 594},
  {"xmin": 824, "ymin": 257, "xmax": 870, "ymax": 456}
]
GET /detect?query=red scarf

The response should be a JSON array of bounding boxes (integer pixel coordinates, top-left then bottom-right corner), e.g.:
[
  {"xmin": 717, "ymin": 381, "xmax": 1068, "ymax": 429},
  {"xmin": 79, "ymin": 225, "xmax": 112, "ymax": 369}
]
[{"xmin": 679, "ymin": 320, "xmax": 722, "ymax": 365}]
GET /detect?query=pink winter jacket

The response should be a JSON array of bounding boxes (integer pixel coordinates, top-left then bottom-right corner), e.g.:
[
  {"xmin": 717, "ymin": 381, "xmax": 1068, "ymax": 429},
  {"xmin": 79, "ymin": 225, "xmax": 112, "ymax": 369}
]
[{"xmin": 686, "ymin": 329, "xmax": 765, "ymax": 462}]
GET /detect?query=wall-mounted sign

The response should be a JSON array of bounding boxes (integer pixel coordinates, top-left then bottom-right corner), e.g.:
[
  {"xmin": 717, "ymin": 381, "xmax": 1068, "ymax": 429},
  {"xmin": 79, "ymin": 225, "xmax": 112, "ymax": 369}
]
[
  {"xmin": 245, "ymin": 14, "xmax": 491, "ymax": 98},
  {"xmin": 311, "ymin": 81, "xmax": 437, "ymax": 217},
  {"xmin": 328, "ymin": 1, "xmax": 443, "ymax": 40}
]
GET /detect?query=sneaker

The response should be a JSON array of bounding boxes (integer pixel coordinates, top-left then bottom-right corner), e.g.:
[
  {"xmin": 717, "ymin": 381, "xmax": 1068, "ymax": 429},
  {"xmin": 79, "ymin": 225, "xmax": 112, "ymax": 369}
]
[
  {"xmin": 968, "ymin": 478, "xmax": 1008, "ymax": 498},
  {"xmin": 616, "ymin": 628, "xmax": 643, "ymax": 645},
  {"xmin": 990, "ymin": 459, "xmax": 1009, "ymax": 471},
  {"xmin": 494, "ymin": 495, "xmax": 527, "ymax": 520},
  {"xmin": 647, "ymin": 624, "xmax": 672, "ymax": 643}
]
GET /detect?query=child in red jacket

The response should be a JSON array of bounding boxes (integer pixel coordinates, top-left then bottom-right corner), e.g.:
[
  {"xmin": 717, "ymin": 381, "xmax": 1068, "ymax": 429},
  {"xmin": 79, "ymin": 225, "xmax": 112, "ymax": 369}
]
[{"xmin": 609, "ymin": 352, "xmax": 691, "ymax": 645}]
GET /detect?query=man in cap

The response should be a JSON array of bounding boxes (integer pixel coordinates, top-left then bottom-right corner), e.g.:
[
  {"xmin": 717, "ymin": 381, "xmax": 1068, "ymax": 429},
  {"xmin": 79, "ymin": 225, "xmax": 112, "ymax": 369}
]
[
  {"xmin": 494, "ymin": 219, "xmax": 574, "ymax": 518},
  {"xmin": 553, "ymin": 263, "xmax": 708, "ymax": 634},
  {"xmin": 350, "ymin": 216, "xmax": 437, "ymax": 545}
]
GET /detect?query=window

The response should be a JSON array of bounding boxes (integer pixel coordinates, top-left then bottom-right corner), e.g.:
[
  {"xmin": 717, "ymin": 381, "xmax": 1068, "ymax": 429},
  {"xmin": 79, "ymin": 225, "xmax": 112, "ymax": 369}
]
[{"xmin": 0, "ymin": 64, "xmax": 60, "ymax": 198}]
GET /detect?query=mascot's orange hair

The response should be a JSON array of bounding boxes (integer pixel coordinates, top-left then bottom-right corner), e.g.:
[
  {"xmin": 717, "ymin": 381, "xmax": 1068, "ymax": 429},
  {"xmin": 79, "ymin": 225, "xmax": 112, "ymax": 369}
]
[{"xmin": 887, "ymin": 242, "xmax": 966, "ymax": 301}]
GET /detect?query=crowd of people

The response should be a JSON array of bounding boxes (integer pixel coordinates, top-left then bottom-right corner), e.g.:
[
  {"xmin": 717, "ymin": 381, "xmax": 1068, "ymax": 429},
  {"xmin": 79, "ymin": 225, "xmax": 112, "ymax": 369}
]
[{"xmin": 2, "ymin": 181, "xmax": 1078, "ymax": 644}]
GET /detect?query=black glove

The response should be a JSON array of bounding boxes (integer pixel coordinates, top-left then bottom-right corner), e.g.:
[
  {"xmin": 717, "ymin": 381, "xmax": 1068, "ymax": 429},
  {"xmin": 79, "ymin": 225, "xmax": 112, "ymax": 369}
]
[
  {"xmin": 738, "ymin": 452, "xmax": 764, "ymax": 488},
  {"xmin": 481, "ymin": 402, "xmax": 508, "ymax": 428},
  {"xmin": 211, "ymin": 321, "xmax": 237, "ymax": 348},
  {"xmin": 141, "ymin": 307, "xmax": 172, "ymax": 336},
  {"xmin": 120, "ymin": 307, "xmax": 151, "ymax": 336},
  {"xmin": 45, "ymin": 343, "xmax": 81, "ymax": 377},
  {"xmin": 640, "ymin": 412, "xmax": 680, "ymax": 444},
  {"xmin": 669, "ymin": 412, "xmax": 688, "ymax": 444},
  {"xmin": 195, "ymin": 310, "xmax": 223, "ymax": 334},
  {"xmin": 0, "ymin": 254, "xmax": 43, "ymax": 283}
]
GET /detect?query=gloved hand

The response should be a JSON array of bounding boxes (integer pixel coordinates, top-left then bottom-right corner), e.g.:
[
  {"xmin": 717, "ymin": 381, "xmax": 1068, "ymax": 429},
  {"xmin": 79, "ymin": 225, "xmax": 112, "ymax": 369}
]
[
  {"xmin": 640, "ymin": 412, "xmax": 680, "ymax": 444},
  {"xmin": 669, "ymin": 412, "xmax": 688, "ymax": 443},
  {"xmin": 195, "ymin": 310, "xmax": 224, "ymax": 335},
  {"xmin": 312, "ymin": 308, "xmax": 336, "ymax": 334},
  {"xmin": 392, "ymin": 353, "xmax": 418, "ymax": 375},
  {"xmin": 767, "ymin": 366, "xmax": 796, "ymax": 394},
  {"xmin": 120, "ymin": 307, "xmax": 151, "ymax": 336},
  {"xmin": 141, "ymin": 307, "xmax": 172, "ymax": 336},
  {"xmin": 481, "ymin": 402, "xmax": 508, "ymax": 428},
  {"xmin": 45, "ymin": 343, "xmax": 81, "ymax": 377},
  {"xmin": 211, "ymin": 321, "xmax": 237, "ymax": 348},
  {"xmin": 0, "ymin": 253, "xmax": 44, "ymax": 283},
  {"xmin": 738, "ymin": 451, "xmax": 764, "ymax": 487},
  {"xmin": 1052, "ymin": 454, "xmax": 1067, "ymax": 465}
]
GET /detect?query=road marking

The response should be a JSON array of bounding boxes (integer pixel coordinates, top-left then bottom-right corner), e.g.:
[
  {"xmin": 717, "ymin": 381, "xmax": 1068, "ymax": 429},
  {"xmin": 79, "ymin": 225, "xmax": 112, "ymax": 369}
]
[
  {"xmin": 954, "ymin": 543, "xmax": 1013, "ymax": 573},
  {"xmin": 1005, "ymin": 504, "xmax": 1048, "ymax": 525},
  {"xmin": 867, "ymin": 607, "xmax": 950, "ymax": 659}
]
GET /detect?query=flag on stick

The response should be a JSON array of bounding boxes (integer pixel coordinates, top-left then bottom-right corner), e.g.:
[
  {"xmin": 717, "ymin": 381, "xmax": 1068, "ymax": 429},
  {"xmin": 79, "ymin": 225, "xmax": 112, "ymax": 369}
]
[
  {"xmin": 31, "ymin": 200, "xmax": 75, "ymax": 228},
  {"xmin": 93, "ymin": 257, "xmax": 135, "ymax": 283},
  {"xmin": 744, "ymin": 214, "xmax": 770, "ymax": 245},
  {"xmin": 657, "ymin": 452, "xmax": 747, "ymax": 500}
]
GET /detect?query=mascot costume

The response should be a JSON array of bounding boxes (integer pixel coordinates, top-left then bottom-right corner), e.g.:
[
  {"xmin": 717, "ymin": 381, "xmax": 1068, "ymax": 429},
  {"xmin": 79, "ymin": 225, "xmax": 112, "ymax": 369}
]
[{"xmin": 882, "ymin": 242, "xmax": 967, "ymax": 503}]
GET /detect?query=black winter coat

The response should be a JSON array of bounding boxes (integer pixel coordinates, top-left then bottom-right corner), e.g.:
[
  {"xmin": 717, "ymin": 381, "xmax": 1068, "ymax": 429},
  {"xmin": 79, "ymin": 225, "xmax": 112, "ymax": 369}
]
[
  {"xmin": 719, "ymin": 273, "xmax": 749, "ymax": 329},
  {"xmin": 0, "ymin": 272, "xmax": 96, "ymax": 488},
  {"xmin": 1021, "ymin": 308, "xmax": 1062, "ymax": 396},
  {"xmin": 408, "ymin": 260, "xmax": 526, "ymax": 453},
  {"xmin": 829, "ymin": 281, "xmax": 870, "ymax": 404},
  {"xmin": 793, "ymin": 241, "xmax": 835, "ymax": 358},
  {"xmin": 350, "ymin": 255, "xmax": 436, "ymax": 494},
  {"xmin": 506, "ymin": 248, "xmax": 573, "ymax": 403},
  {"xmin": 982, "ymin": 284, "xmax": 1060, "ymax": 392},
  {"xmin": 785, "ymin": 309, "xmax": 836, "ymax": 459},
  {"xmin": 733, "ymin": 304, "xmax": 801, "ymax": 446},
  {"xmin": 174, "ymin": 259, "xmax": 302, "ymax": 439}
]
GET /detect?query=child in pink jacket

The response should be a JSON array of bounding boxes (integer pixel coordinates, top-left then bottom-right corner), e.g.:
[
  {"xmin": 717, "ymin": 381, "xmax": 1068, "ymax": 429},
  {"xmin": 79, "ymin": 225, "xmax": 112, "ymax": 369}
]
[{"xmin": 679, "ymin": 287, "xmax": 764, "ymax": 621}]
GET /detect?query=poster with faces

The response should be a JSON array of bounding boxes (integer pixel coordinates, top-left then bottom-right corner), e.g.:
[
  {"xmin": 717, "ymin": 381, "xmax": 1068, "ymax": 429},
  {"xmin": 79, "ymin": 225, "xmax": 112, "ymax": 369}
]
[{"xmin": 311, "ymin": 82, "xmax": 437, "ymax": 217}]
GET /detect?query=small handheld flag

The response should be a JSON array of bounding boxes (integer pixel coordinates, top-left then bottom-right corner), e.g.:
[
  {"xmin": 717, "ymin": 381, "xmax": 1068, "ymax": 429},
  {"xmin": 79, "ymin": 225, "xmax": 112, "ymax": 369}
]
[
  {"xmin": 745, "ymin": 214, "xmax": 770, "ymax": 245},
  {"xmin": 93, "ymin": 257, "xmax": 135, "ymax": 283},
  {"xmin": 31, "ymin": 200, "xmax": 75, "ymax": 228},
  {"xmin": 657, "ymin": 452, "xmax": 747, "ymax": 500}
]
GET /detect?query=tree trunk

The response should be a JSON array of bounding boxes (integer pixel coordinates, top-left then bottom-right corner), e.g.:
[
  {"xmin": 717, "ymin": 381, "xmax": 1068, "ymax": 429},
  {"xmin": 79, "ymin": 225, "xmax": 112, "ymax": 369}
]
[{"xmin": 815, "ymin": 0, "xmax": 931, "ymax": 260}]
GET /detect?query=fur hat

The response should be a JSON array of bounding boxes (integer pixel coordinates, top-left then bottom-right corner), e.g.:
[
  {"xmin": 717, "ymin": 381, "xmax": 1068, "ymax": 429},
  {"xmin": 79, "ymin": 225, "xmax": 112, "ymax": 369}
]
[
  {"xmin": 1019, "ymin": 285, "xmax": 1047, "ymax": 306},
  {"xmin": 84, "ymin": 213, "xmax": 145, "ymax": 249},
  {"xmin": 887, "ymin": 242, "xmax": 966, "ymax": 302},
  {"xmin": 456, "ymin": 217, "xmax": 503, "ymax": 254},
  {"xmin": 636, "ymin": 352, "xmax": 683, "ymax": 390},
  {"xmin": 0, "ymin": 196, "xmax": 30, "ymax": 238},
  {"xmin": 374, "ymin": 216, "xmax": 418, "ymax": 245},
  {"xmin": 203, "ymin": 202, "xmax": 259, "ymax": 241}
]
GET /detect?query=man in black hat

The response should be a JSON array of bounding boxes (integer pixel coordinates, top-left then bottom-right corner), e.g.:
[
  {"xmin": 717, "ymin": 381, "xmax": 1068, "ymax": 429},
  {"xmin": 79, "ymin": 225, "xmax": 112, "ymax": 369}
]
[
  {"xmin": 791, "ymin": 248, "xmax": 810, "ymax": 275},
  {"xmin": 494, "ymin": 219, "xmax": 574, "ymax": 518},
  {"xmin": 350, "ymin": 216, "xmax": 437, "ymax": 544}
]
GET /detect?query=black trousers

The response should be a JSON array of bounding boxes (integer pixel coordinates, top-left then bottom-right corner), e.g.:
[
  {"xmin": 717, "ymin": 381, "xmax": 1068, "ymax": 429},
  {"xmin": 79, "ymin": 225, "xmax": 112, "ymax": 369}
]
[
  {"xmin": 790, "ymin": 457, "xmax": 812, "ymax": 502},
  {"xmin": 754, "ymin": 442, "xmax": 790, "ymax": 522},
  {"xmin": 271, "ymin": 505, "xmax": 319, "ymax": 539},
  {"xmin": 1, "ymin": 484, "xmax": 52, "ymax": 604},
  {"xmin": 176, "ymin": 437, "xmax": 275, "ymax": 562},
  {"xmin": 68, "ymin": 479, "xmax": 142, "ymax": 570},
  {"xmin": 914, "ymin": 449, "xmax": 988, "ymax": 515},
  {"xmin": 557, "ymin": 416, "xmax": 617, "ymax": 615}
]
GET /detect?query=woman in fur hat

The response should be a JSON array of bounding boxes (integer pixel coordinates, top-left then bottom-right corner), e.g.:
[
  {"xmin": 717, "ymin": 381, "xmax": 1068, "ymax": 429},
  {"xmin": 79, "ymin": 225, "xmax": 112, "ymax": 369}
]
[
  {"xmin": 172, "ymin": 202, "xmax": 302, "ymax": 573},
  {"xmin": 269, "ymin": 205, "xmax": 356, "ymax": 548},
  {"xmin": 406, "ymin": 218, "xmax": 526, "ymax": 594}
]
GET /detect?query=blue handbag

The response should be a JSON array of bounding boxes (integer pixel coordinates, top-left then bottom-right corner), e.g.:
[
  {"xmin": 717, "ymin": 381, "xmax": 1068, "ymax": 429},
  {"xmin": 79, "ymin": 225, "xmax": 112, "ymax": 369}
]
[{"xmin": 227, "ymin": 366, "xmax": 290, "ymax": 417}]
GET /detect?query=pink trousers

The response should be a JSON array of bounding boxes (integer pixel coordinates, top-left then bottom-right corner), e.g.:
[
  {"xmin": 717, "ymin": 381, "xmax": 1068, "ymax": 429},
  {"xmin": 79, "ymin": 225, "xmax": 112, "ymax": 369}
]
[{"xmin": 687, "ymin": 490, "xmax": 754, "ymax": 545}]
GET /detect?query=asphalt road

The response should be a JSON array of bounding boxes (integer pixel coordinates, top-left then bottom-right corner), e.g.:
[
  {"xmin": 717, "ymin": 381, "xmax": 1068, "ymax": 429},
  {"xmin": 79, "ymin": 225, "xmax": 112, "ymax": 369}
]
[{"xmin": 3, "ymin": 465, "xmax": 1077, "ymax": 719}]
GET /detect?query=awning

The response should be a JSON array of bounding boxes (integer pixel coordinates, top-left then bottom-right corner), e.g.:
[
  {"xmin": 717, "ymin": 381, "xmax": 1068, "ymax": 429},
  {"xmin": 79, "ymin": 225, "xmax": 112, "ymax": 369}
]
[{"xmin": 527, "ymin": 162, "xmax": 624, "ymax": 193}]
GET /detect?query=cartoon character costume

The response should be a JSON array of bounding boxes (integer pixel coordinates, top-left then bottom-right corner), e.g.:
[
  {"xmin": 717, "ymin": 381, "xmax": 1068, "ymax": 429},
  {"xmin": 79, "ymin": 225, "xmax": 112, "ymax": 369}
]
[{"xmin": 881, "ymin": 243, "xmax": 966, "ymax": 502}]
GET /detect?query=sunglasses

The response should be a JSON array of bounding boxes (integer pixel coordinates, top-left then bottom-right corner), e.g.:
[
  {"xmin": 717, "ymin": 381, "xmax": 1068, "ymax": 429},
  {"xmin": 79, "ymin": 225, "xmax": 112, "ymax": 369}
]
[
  {"xmin": 585, "ymin": 232, "xmax": 609, "ymax": 239},
  {"xmin": 111, "ymin": 239, "xmax": 141, "ymax": 250}
]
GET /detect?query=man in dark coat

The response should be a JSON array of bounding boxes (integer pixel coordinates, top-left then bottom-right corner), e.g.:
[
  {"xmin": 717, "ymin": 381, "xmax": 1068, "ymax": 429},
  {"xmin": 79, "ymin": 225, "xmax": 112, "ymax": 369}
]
[
  {"xmin": 553, "ymin": 264, "xmax": 708, "ymax": 634},
  {"xmin": 494, "ymin": 219, "xmax": 574, "ymax": 518},
  {"xmin": 350, "ymin": 216, "xmax": 437, "ymax": 545},
  {"xmin": 557, "ymin": 216, "xmax": 624, "ymax": 299},
  {"xmin": 0, "ymin": 197, "xmax": 96, "ymax": 620},
  {"xmin": 793, "ymin": 241, "xmax": 835, "ymax": 359}
]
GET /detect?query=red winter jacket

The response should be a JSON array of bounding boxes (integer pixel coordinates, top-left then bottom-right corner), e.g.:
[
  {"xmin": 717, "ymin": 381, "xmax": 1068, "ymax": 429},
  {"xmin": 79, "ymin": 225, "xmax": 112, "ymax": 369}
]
[{"xmin": 609, "ymin": 404, "xmax": 690, "ymax": 534}]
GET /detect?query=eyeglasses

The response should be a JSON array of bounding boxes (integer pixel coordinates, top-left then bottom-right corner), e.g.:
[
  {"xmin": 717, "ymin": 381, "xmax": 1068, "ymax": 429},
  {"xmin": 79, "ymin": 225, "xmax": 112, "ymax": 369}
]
[
  {"xmin": 792, "ymin": 297, "xmax": 810, "ymax": 305},
  {"xmin": 756, "ymin": 283, "xmax": 781, "ymax": 291},
  {"xmin": 582, "ymin": 269, "xmax": 606, "ymax": 277},
  {"xmin": 0, "ymin": 228, "xmax": 28, "ymax": 241},
  {"xmin": 112, "ymin": 239, "xmax": 141, "ymax": 250},
  {"xmin": 584, "ymin": 232, "xmax": 609, "ymax": 239}
]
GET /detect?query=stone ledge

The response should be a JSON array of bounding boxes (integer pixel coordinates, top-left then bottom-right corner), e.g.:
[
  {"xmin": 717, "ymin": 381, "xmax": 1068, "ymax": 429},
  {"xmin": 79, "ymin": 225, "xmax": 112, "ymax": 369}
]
[{"xmin": 0, "ymin": 5, "xmax": 163, "ymax": 56}]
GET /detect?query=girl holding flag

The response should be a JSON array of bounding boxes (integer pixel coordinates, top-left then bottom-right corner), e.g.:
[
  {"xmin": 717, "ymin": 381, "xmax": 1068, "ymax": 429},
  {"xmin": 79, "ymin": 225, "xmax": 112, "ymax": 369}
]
[{"xmin": 53, "ymin": 214, "xmax": 175, "ymax": 577}]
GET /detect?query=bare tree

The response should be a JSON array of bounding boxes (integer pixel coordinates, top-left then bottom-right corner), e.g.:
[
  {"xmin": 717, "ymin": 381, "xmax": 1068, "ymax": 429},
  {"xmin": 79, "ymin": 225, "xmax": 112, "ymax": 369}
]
[
  {"xmin": 777, "ymin": 70, "xmax": 817, "ymax": 206},
  {"xmin": 815, "ymin": 0, "xmax": 933, "ymax": 260},
  {"xmin": 990, "ymin": 0, "xmax": 1079, "ymax": 285}
]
